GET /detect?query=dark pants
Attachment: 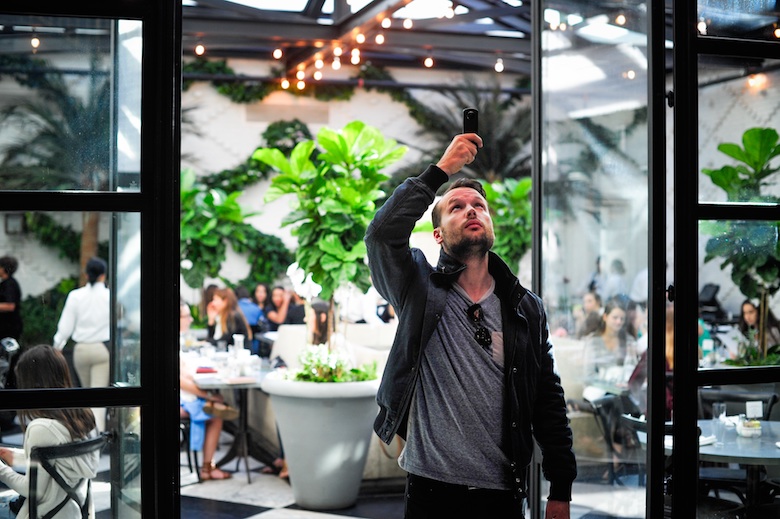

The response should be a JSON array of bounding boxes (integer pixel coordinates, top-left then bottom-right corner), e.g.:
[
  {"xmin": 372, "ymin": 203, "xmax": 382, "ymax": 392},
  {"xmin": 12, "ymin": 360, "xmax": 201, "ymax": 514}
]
[{"xmin": 404, "ymin": 473, "xmax": 524, "ymax": 519}]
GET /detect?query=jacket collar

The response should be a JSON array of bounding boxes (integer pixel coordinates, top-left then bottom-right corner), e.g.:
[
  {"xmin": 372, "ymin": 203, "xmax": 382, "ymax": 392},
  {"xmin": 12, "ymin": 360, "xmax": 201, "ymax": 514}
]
[{"xmin": 432, "ymin": 249, "xmax": 529, "ymax": 304}]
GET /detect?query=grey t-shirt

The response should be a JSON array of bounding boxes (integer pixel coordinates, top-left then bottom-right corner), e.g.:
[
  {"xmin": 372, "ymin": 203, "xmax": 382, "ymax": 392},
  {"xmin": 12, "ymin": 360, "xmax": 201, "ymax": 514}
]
[{"xmin": 399, "ymin": 279, "xmax": 511, "ymax": 490}]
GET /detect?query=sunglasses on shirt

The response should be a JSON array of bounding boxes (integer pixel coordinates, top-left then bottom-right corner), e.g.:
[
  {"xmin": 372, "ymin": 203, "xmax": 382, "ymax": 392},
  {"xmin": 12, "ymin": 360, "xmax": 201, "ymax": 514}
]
[{"xmin": 466, "ymin": 303, "xmax": 492, "ymax": 350}]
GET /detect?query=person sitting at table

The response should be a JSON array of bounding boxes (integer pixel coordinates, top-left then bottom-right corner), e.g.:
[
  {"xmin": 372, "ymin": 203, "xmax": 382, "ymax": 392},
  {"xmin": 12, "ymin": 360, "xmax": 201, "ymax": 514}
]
[
  {"xmin": 0, "ymin": 345, "xmax": 100, "ymax": 518},
  {"xmin": 574, "ymin": 290, "xmax": 602, "ymax": 339},
  {"xmin": 180, "ymin": 301, "xmax": 232, "ymax": 481},
  {"xmin": 207, "ymin": 287, "xmax": 252, "ymax": 347},
  {"xmin": 738, "ymin": 299, "xmax": 780, "ymax": 348},
  {"xmin": 628, "ymin": 305, "xmax": 675, "ymax": 420},
  {"xmin": 265, "ymin": 286, "xmax": 305, "ymax": 332},
  {"xmin": 582, "ymin": 298, "xmax": 638, "ymax": 402},
  {"xmin": 236, "ymin": 285, "xmax": 267, "ymax": 354}
]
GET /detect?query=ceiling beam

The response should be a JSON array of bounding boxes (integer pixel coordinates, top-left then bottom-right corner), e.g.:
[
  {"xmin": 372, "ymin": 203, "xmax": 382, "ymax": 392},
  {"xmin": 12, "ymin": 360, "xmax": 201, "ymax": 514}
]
[
  {"xmin": 193, "ymin": 0, "xmax": 269, "ymax": 20},
  {"xmin": 302, "ymin": 0, "xmax": 327, "ymax": 19},
  {"xmin": 335, "ymin": 0, "xmax": 413, "ymax": 35}
]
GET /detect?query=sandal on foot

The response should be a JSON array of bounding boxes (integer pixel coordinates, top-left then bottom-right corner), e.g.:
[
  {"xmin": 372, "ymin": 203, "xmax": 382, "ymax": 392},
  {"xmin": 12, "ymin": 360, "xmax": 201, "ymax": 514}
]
[{"xmin": 201, "ymin": 461, "xmax": 232, "ymax": 481}]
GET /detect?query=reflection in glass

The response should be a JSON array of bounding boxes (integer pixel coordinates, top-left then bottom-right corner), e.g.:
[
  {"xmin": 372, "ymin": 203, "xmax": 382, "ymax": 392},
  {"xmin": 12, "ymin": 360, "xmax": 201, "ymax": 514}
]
[
  {"xmin": 541, "ymin": 1, "xmax": 649, "ymax": 516},
  {"xmin": 116, "ymin": 212, "xmax": 141, "ymax": 387},
  {"xmin": 697, "ymin": 0, "xmax": 780, "ymax": 41},
  {"xmin": 698, "ymin": 62, "xmax": 780, "ymax": 205},
  {"xmin": 0, "ymin": 405, "xmax": 141, "ymax": 518},
  {"xmin": 699, "ymin": 219, "xmax": 780, "ymax": 368},
  {"xmin": 0, "ymin": 16, "xmax": 141, "ymax": 192}
]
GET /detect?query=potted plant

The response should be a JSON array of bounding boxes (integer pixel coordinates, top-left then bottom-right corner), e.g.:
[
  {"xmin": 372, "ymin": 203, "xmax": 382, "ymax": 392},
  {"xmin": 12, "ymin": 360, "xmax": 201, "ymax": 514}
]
[
  {"xmin": 253, "ymin": 120, "xmax": 406, "ymax": 510},
  {"xmin": 702, "ymin": 127, "xmax": 780, "ymax": 362}
]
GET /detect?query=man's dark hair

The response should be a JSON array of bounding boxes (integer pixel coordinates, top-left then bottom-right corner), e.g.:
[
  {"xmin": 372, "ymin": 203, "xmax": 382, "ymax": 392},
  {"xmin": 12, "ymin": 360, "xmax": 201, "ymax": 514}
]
[
  {"xmin": 432, "ymin": 178, "xmax": 487, "ymax": 228},
  {"xmin": 0, "ymin": 256, "xmax": 18, "ymax": 276}
]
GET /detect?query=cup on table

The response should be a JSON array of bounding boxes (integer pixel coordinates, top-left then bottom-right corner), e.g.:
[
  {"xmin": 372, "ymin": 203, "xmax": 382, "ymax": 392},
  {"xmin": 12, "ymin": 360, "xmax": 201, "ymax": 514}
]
[{"xmin": 712, "ymin": 401, "xmax": 727, "ymax": 446}]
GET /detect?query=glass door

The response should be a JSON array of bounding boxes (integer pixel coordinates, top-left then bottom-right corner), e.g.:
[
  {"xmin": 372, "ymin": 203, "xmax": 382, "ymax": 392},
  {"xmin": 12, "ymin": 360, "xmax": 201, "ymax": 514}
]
[
  {"xmin": 0, "ymin": 2, "xmax": 179, "ymax": 517},
  {"xmin": 672, "ymin": 0, "xmax": 780, "ymax": 517}
]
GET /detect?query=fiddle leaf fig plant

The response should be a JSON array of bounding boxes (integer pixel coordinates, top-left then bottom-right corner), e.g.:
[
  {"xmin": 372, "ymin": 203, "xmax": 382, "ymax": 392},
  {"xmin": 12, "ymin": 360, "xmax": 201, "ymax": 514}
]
[
  {"xmin": 255, "ymin": 120, "xmax": 407, "ymax": 304},
  {"xmin": 701, "ymin": 127, "xmax": 780, "ymax": 362}
]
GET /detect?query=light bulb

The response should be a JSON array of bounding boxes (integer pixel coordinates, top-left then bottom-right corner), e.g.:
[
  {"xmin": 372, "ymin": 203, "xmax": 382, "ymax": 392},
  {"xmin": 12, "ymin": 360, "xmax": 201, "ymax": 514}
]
[
  {"xmin": 332, "ymin": 57, "xmax": 341, "ymax": 70},
  {"xmin": 313, "ymin": 70, "xmax": 323, "ymax": 81},
  {"xmin": 333, "ymin": 46, "xmax": 343, "ymax": 57},
  {"xmin": 375, "ymin": 33, "xmax": 385, "ymax": 45},
  {"xmin": 296, "ymin": 70, "xmax": 305, "ymax": 80},
  {"xmin": 315, "ymin": 59, "xmax": 324, "ymax": 69},
  {"xmin": 194, "ymin": 43, "xmax": 205, "ymax": 56},
  {"xmin": 31, "ymin": 36, "xmax": 41, "ymax": 50},
  {"xmin": 774, "ymin": 27, "xmax": 780, "ymax": 38},
  {"xmin": 494, "ymin": 58, "xmax": 504, "ymax": 73},
  {"xmin": 356, "ymin": 33, "xmax": 366, "ymax": 44},
  {"xmin": 403, "ymin": 19, "xmax": 413, "ymax": 29},
  {"xmin": 615, "ymin": 14, "xmax": 627, "ymax": 26},
  {"xmin": 297, "ymin": 80, "xmax": 305, "ymax": 90},
  {"xmin": 272, "ymin": 48, "xmax": 283, "ymax": 59},
  {"xmin": 351, "ymin": 48, "xmax": 360, "ymax": 55},
  {"xmin": 424, "ymin": 56, "xmax": 434, "ymax": 68},
  {"xmin": 351, "ymin": 53, "xmax": 361, "ymax": 65},
  {"xmin": 381, "ymin": 18, "xmax": 391, "ymax": 29},
  {"xmin": 281, "ymin": 79, "xmax": 290, "ymax": 89}
]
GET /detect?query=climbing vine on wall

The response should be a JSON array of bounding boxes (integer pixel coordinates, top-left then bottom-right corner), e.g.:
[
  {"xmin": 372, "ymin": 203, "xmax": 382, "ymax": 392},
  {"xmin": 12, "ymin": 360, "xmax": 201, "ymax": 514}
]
[{"xmin": 24, "ymin": 212, "xmax": 108, "ymax": 263}]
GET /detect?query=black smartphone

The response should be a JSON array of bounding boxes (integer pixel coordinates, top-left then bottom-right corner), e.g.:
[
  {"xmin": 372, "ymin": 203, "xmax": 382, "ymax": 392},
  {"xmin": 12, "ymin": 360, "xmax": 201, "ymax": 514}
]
[{"xmin": 463, "ymin": 108, "xmax": 478, "ymax": 134}]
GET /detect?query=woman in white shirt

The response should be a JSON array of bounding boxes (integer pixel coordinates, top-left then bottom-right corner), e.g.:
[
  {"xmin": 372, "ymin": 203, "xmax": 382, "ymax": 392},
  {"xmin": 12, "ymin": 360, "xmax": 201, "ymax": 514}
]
[
  {"xmin": 53, "ymin": 257, "xmax": 110, "ymax": 431},
  {"xmin": 0, "ymin": 345, "xmax": 99, "ymax": 519}
]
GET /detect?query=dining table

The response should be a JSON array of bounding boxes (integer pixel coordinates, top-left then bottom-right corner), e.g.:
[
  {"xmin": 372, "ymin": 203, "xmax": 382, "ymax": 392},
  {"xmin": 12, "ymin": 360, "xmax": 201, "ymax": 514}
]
[
  {"xmin": 676, "ymin": 419, "xmax": 780, "ymax": 510},
  {"xmin": 187, "ymin": 349, "xmax": 278, "ymax": 483}
]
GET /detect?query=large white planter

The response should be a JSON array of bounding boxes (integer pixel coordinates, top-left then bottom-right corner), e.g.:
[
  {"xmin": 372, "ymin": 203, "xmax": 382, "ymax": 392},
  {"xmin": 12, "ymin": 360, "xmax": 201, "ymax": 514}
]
[{"xmin": 261, "ymin": 371, "xmax": 380, "ymax": 510}]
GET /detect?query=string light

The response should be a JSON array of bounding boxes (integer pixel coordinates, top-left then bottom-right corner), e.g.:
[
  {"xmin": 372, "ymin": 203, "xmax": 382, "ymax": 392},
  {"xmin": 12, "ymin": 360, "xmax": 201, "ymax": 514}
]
[
  {"xmin": 774, "ymin": 26, "xmax": 780, "ymax": 39},
  {"xmin": 424, "ymin": 55, "xmax": 434, "ymax": 68},
  {"xmin": 381, "ymin": 18, "xmax": 392, "ymax": 29},
  {"xmin": 494, "ymin": 58, "xmax": 504, "ymax": 73},
  {"xmin": 747, "ymin": 73, "xmax": 768, "ymax": 91},
  {"xmin": 333, "ymin": 46, "xmax": 343, "ymax": 57},
  {"xmin": 315, "ymin": 58, "xmax": 324, "ymax": 69},
  {"xmin": 332, "ymin": 57, "xmax": 341, "ymax": 70},
  {"xmin": 697, "ymin": 19, "xmax": 708, "ymax": 35},
  {"xmin": 272, "ymin": 48, "xmax": 283, "ymax": 59},
  {"xmin": 375, "ymin": 33, "xmax": 385, "ymax": 45},
  {"xmin": 444, "ymin": 7, "xmax": 455, "ymax": 19},
  {"xmin": 296, "ymin": 69, "xmax": 306, "ymax": 80},
  {"xmin": 313, "ymin": 70, "xmax": 323, "ymax": 81},
  {"xmin": 297, "ymin": 80, "xmax": 306, "ymax": 90},
  {"xmin": 194, "ymin": 42, "xmax": 205, "ymax": 56},
  {"xmin": 30, "ymin": 35, "xmax": 40, "ymax": 53},
  {"xmin": 615, "ymin": 14, "xmax": 627, "ymax": 26},
  {"xmin": 351, "ymin": 53, "xmax": 361, "ymax": 65},
  {"xmin": 281, "ymin": 78, "xmax": 290, "ymax": 89},
  {"xmin": 403, "ymin": 18, "xmax": 413, "ymax": 29},
  {"xmin": 355, "ymin": 32, "xmax": 366, "ymax": 44}
]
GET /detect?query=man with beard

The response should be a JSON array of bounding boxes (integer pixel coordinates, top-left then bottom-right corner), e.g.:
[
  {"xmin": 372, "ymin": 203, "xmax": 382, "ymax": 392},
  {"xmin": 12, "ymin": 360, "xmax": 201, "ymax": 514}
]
[{"xmin": 365, "ymin": 133, "xmax": 576, "ymax": 519}]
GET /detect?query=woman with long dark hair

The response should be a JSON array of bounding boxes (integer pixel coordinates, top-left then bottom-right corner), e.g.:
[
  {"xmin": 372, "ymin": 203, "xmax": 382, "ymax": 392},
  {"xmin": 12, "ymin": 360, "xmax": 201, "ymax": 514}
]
[
  {"xmin": 207, "ymin": 287, "xmax": 252, "ymax": 346},
  {"xmin": 0, "ymin": 345, "xmax": 99, "ymax": 519}
]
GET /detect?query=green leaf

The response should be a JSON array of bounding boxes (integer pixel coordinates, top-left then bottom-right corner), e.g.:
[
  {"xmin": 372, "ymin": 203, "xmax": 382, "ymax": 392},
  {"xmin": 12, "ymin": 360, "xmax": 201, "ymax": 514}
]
[{"xmin": 252, "ymin": 148, "xmax": 291, "ymax": 176}]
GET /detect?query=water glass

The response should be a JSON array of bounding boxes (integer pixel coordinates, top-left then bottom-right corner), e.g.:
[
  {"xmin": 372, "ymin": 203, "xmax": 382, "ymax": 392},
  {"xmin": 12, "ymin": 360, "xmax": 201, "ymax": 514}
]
[{"xmin": 712, "ymin": 402, "xmax": 727, "ymax": 446}]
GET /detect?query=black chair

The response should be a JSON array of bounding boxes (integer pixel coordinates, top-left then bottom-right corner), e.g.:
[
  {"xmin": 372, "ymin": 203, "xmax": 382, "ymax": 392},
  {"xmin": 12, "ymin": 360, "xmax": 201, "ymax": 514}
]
[
  {"xmin": 589, "ymin": 394, "xmax": 645, "ymax": 486},
  {"xmin": 698, "ymin": 388, "xmax": 779, "ymax": 421},
  {"xmin": 28, "ymin": 432, "xmax": 108, "ymax": 519},
  {"xmin": 179, "ymin": 410, "xmax": 201, "ymax": 481}
]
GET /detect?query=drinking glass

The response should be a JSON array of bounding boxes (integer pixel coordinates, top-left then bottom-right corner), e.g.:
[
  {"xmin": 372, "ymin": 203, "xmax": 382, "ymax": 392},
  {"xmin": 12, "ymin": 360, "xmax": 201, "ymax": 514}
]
[{"xmin": 712, "ymin": 402, "xmax": 727, "ymax": 446}]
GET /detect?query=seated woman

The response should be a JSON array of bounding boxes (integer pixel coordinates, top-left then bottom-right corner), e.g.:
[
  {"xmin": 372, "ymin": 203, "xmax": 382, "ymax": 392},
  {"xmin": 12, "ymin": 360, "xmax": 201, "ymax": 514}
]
[
  {"xmin": 628, "ymin": 305, "xmax": 675, "ymax": 420},
  {"xmin": 180, "ymin": 301, "xmax": 232, "ymax": 481},
  {"xmin": 583, "ymin": 298, "xmax": 638, "ymax": 387},
  {"xmin": 738, "ymin": 299, "xmax": 780, "ymax": 348},
  {"xmin": 207, "ymin": 287, "xmax": 252, "ymax": 347},
  {"xmin": 0, "ymin": 345, "xmax": 100, "ymax": 518}
]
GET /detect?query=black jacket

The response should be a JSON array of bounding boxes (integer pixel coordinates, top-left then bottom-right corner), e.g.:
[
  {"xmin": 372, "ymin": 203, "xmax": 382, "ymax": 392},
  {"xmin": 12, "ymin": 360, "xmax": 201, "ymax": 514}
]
[{"xmin": 365, "ymin": 165, "xmax": 576, "ymax": 501}]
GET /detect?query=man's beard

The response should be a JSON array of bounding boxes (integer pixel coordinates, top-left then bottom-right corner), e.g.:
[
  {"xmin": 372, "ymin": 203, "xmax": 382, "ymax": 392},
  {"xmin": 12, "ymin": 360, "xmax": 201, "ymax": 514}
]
[{"xmin": 446, "ymin": 233, "xmax": 494, "ymax": 261}]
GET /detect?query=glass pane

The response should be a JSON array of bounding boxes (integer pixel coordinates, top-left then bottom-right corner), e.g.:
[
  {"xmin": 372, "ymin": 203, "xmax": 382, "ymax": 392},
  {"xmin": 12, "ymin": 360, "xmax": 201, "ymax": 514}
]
[
  {"xmin": 698, "ymin": 61, "xmax": 780, "ymax": 204},
  {"xmin": 697, "ymin": 0, "xmax": 780, "ymax": 41},
  {"xmin": 0, "ymin": 211, "xmax": 140, "ymax": 389},
  {"xmin": 116, "ymin": 212, "xmax": 141, "ymax": 387},
  {"xmin": 0, "ymin": 15, "xmax": 142, "ymax": 191},
  {"xmin": 698, "ymin": 220, "xmax": 780, "ymax": 368},
  {"xmin": 541, "ymin": 1, "xmax": 649, "ymax": 516},
  {"xmin": 0, "ymin": 405, "xmax": 140, "ymax": 519}
]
